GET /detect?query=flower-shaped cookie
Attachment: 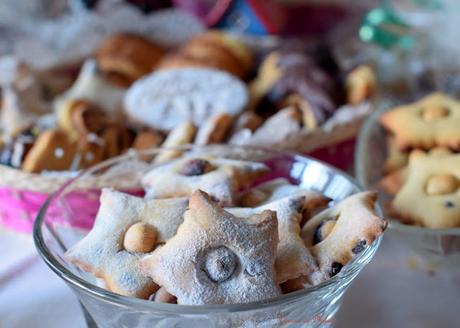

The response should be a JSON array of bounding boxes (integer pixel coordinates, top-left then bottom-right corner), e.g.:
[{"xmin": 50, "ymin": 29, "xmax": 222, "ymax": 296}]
[
  {"xmin": 141, "ymin": 190, "xmax": 281, "ymax": 305},
  {"xmin": 142, "ymin": 156, "xmax": 269, "ymax": 206},
  {"xmin": 65, "ymin": 188, "xmax": 188, "ymax": 299},
  {"xmin": 380, "ymin": 93, "xmax": 460, "ymax": 150},
  {"xmin": 302, "ymin": 192, "xmax": 387, "ymax": 282},
  {"xmin": 228, "ymin": 191, "xmax": 329, "ymax": 284},
  {"xmin": 392, "ymin": 154, "xmax": 460, "ymax": 228}
]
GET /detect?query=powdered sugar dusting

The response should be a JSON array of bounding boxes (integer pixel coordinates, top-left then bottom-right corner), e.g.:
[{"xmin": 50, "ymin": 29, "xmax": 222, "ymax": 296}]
[
  {"xmin": 227, "ymin": 193, "xmax": 321, "ymax": 284},
  {"xmin": 124, "ymin": 68, "xmax": 248, "ymax": 131},
  {"xmin": 65, "ymin": 188, "xmax": 188, "ymax": 298},
  {"xmin": 142, "ymin": 155, "xmax": 269, "ymax": 206},
  {"xmin": 141, "ymin": 190, "xmax": 281, "ymax": 305}
]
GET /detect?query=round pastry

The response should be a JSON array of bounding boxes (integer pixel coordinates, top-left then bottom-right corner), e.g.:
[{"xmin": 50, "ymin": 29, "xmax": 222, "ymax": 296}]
[
  {"xmin": 95, "ymin": 33, "xmax": 164, "ymax": 87},
  {"xmin": 124, "ymin": 68, "xmax": 248, "ymax": 131},
  {"xmin": 157, "ymin": 31, "xmax": 252, "ymax": 79}
]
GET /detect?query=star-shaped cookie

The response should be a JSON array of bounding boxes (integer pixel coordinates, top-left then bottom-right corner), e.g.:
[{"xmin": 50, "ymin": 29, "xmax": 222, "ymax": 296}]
[
  {"xmin": 65, "ymin": 188, "xmax": 189, "ymax": 299},
  {"xmin": 380, "ymin": 93, "xmax": 460, "ymax": 150},
  {"xmin": 392, "ymin": 154, "xmax": 460, "ymax": 228},
  {"xmin": 228, "ymin": 191, "xmax": 329, "ymax": 284},
  {"xmin": 140, "ymin": 190, "xmax": 281, "ymax": 305},
  {"xmin": 302, "ymin": 192, "xmax": 387, "ymax": 282},
  {"xmin": 239, "ymin": 178, "xmax": 330, "ymax": 210},
  {"xmin": 142, "ymin": 156, "xmax": 269, "ymax": 206}
]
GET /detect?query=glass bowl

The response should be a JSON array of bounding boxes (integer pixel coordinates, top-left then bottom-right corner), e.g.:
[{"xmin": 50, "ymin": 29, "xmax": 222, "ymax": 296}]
[
  {"xmin": 355, "ymin": 101, "xmax": 460, "ymax": 272},
  {"xmin": 34, "ymin": 145, "xmax": 383, "ymax": 328}
]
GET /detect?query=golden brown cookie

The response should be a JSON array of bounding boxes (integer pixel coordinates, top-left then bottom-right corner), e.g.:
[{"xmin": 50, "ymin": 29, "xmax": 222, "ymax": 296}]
[
  {"xmin": 132, "ymin": 129, "xmax": 163, "ymax": 151},
  {"xmin": 95, "ymin": 33, "xmax": 164, "ymax": 87},
  {"xmin": 57, "ymin": 99, "xmax": 108, "ymax": 140},
  {"xmin": 22, "ymin": 129, "xmax": 78, "ymax": 173},
  {"xmin": 192, "ymin": 31, "xmax": 253, "ymax": 74},
  {"xmin": 380, "ymin": 148, "xmax": 453, "ymax": 195},
  {"xmin": 65, "ymin": 188, "xmax": 189, "ymax": 298},
  {"xmin": 78, "ymin": 134, "xmax": 105, "ymax": 169},
  {"xmin": 154, "ymin": 121, "xmax": 197, "ymax": 164},
  {"xmin": 157, "ymin": 31, "xmax": 252, "ymax": 79},
  {"xmin": 391, "ymin": 154, "xmax": 460, "ymax": 228},
  {"xmin": 140, "ymin": 190, "xmax": 280, "ymax": 305},
  {"xmin": 380, "ymin": 93, "xmax": 460, "ymax": 150},
  {"xmin": 281, "ymin": 93, "xmax": 321, "ymax": 129},
  {"xmin": 194, "ymin": 113, "xmax": 233, "ymax": 145},
  {"xmin": 383, "ymin": 136, "xmax": 409, "ymax": 174},
  {"xmin": 345, "ymin": 65, "xmax": 376, "ymax": 106},
  {"xmin": 232, "ymin": 111, "xmax": 263, "ymax": 133}
]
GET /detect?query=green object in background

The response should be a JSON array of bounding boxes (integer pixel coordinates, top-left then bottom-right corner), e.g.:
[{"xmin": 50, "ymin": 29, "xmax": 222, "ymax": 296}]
[
  {"xmin": 360, "ymin": 0, "xmax": 444, "ymax": 49},
  {"xmin": 360, "ymin": 5, "xmax": 414, "ymax": 49},
  {"xmin": 411, "ymin": 0, "xmax": 443, "ymax": 10}
]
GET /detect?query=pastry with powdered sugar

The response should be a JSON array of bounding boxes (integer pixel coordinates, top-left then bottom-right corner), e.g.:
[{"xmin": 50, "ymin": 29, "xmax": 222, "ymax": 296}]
[
  {"xmin": 227, "ymin": 192, "xmax": 329, "ymax": 285},
  {"xmin": 142, "ymin": 155, "xmax": 269, "ymax": 206},
  {"xmin": 65, "ymin": 188, "xmax": 188, "ymax": 299},
  {"xmin": 141, "ymin": 190, "xmax": 281, "ymax": 305}
]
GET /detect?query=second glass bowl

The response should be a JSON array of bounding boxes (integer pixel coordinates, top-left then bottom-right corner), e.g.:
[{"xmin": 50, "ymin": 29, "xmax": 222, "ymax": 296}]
[{"xmin": 355, "ymin": 101, "xmax": 460, "ymax": 272}]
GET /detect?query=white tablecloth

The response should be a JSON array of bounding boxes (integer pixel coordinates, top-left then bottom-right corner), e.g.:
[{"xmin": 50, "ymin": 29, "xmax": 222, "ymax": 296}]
[{"xmin": 1, "ymin": 229, "xmax": 459, "ymax": 328}]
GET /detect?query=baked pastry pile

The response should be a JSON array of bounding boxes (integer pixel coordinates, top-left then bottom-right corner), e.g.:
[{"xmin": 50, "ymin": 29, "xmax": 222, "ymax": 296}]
[
  {"xmin": 0, "ymin": 30, "xmax": 374, "ymax": 174},
  {"xmin": 66, "ymin": 154, "xmax": 387, "ymax": 305},
  {"xmin": 379, "ymin": 93, "xmax": 460, "ymax": 228}
]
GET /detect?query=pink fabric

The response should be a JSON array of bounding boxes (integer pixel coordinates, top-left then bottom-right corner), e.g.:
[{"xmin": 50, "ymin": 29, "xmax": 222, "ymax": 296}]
[
  {"xmin": 0, "ymin": 138, "xmax": 356, "ymax": 234},
  {"xmin": 0, "ymin": 188, "xmax": 143, "ymax": 234},
  {"xmin": 308, "ymin": 138, "xmax": 356, "ymax": 172}
]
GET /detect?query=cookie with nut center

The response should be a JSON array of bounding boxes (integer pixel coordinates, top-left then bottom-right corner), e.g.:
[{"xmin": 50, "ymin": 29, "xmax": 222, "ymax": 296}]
[
  {"xmin": 65, "ymin": 189, "xmax": 188, "ymax": 299},
  {"xmin": 380, "ymin": 93, "xmax": 460, "ymax": 150},
  {"xmin": 425, "ymin": 174, "xmax": 459, "ymax": 196},
  {"xmin": 392, "ymin": 154, "xmax": 460, "ymax": 228},
  {"xmin": 123, "ymin": 222, "xmax": 158, "ymax": 254}
]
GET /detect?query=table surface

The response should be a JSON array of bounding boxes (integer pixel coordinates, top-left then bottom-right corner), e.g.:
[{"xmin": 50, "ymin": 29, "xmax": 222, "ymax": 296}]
[{"xmin": 1, "ymin": 229, "xmax": 459, "ymax": 328}]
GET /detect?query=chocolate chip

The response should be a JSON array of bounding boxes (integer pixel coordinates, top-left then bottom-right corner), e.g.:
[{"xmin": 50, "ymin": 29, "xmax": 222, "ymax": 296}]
[
  {"xmin": 352, "ymin": 240, "xmax": 367, "ymax": 254},
  {"xmin": 445, "ymin": 200, "xmax": 456, "ymax": 208},
  {"xmin": 178, "ymin": 159, "xmax": 214, "ymax": 176},
  {"xmin": 330, "ymin": 262, "xmax": 343, "ymax": 277}
]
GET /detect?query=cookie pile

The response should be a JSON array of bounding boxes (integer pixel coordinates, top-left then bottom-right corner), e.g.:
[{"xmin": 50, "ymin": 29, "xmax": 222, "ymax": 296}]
[
  {"xmin": 0, "ymin": 30, "xmax": 374, "ymax": 175},
  {"xmin": 66, "ymin": 154, "xmax": 387, "ymax": 305},
  {"xmin": 379, "ymin": 93, "xmax": 460, "ymax": 228},
  {"xmin": 0, "ymin": 34, "xmax": 166, "ymax": 173}
]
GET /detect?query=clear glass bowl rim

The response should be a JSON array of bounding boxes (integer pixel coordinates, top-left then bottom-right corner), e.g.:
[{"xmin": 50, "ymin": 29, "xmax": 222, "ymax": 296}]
[
  {"xmin": 355, "ymin": 100, "xmax": 460, "ymax": 236},
  {"xmin": 33, "ymin": 145, "xmax": 383, "ymax": 314}
]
